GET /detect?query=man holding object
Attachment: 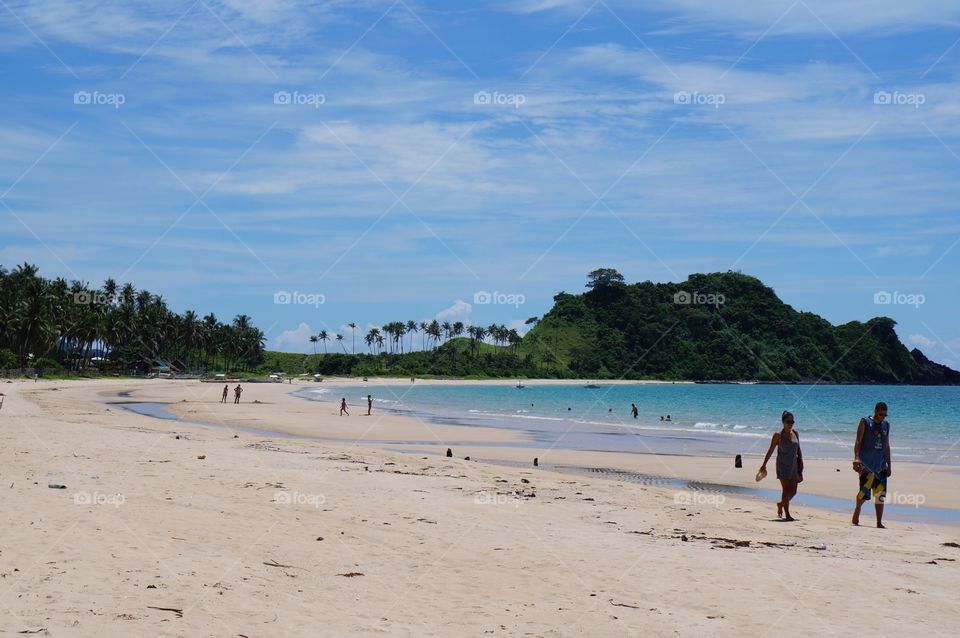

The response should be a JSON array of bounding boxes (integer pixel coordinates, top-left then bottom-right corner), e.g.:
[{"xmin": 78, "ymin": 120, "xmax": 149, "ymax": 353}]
[{"xmin": 852, "ymin": 401, "xmax": 892, "ymax": 528}]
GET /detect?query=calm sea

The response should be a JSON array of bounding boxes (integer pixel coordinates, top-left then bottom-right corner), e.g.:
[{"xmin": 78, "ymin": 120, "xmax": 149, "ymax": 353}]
[{"xmin": 292, "ymin": 383, "xmax": 960, "ymax": 465}]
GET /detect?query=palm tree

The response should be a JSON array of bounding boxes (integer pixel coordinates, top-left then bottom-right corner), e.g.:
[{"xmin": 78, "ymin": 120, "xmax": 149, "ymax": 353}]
[
  {"xmin": 336, "ymin": 334, "xmax": 347, "ymax": 354},
  {"xmin": 419, "ymin": 321, "xmax": 428, "ymax": 350},
  {"xmin": 348, "ymin": 322, "xmax": 357, "ymax": 354},
  {"xmin": 310, "ymin": 335, "xmax": 318, "ymax": 357},
  {"xmin": 395, "ymin": 322, "xmax": 406, "ymax": 354},
  {"xmin": 364, "ymin": 329, "xmax": 376, "ymax": 354},
  {"xmin": 406, "ymin": 320, "xmax": 417, "ymax": 352},
  {"xmin": 318, "ymin": 330, "xmax": 329, "ymax": 354},
  {"xmin": 426, "ymin": 321, "xmax": 441, "ymax": 349}
]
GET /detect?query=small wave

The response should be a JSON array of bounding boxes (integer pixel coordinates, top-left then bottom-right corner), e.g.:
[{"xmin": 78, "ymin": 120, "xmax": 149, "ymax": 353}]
[{"xmin": 470, "ymin": 411, "xmax": 565, "ymax": 422}]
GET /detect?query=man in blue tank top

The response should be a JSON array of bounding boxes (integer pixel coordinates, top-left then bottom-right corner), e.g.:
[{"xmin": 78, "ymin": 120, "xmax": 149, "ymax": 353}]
[{"xmin": 852, "ymin": 401, "xmax": 891, "ymax": 528}]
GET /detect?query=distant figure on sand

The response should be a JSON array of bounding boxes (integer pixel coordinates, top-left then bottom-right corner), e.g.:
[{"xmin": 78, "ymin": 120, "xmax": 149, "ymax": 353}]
[
  {"xmin": 340, "ymin": 398, "xmax": 349, "ymax": 416},
  {"xmin": 221, "ymin": 385, "xmax": 228, "ymax": 403},
  {"xmin": 367, "ymin": 394, "xmax": 373, "ymax": 416},
  {"xmin": 759, "ymin": 410, "xmax": 803, "ymax": 521},
  {"xmin": 630, "ymin": 403, "xmax": 638, "ymax": 419},
  {"xmin": 852, "ymin": 402, "xmax": 891, "ymax": 528},
  {"xmin": 233, "ymin": 384, "xmax": 242, "ymax": 404}
]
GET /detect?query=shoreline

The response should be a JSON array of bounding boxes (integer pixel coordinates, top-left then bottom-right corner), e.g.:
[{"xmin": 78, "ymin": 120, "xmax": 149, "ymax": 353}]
[
  {"xmin": 127, "ymin": 381, "xmax": 960, "ymax": 521},
  {"xmin": 4, "ymin": 377, "xmax": 960, "ymax": 636}
]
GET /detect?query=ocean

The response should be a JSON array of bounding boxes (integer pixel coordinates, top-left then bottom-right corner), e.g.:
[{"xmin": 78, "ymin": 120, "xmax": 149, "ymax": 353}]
[{"xmin": 292, "ymin": 382, "xmax": 960, "ymax": 465}]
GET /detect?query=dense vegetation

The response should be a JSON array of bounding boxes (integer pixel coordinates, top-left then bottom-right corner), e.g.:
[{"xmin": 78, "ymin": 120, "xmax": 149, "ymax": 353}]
[
  {"xmin": 520, "ymin": 269, "xmax": 959, "ymax": 384},
  {"xmin": 3, "ymin": 263, "xmax": 956, "ymax": 384},
  {"xmin": 0, "ymin": 263, "xmax": 265, "ymax": 373}
]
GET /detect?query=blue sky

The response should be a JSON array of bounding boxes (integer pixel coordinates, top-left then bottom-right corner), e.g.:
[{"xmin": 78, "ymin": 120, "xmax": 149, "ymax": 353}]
[{"xmin": 2, "ymin": 0, "xmax": 959, "ymax": 366}]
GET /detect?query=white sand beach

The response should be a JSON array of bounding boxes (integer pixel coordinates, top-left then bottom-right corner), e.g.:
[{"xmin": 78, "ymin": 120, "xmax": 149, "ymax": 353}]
[{"xmin": 1, "ymin": 378, "xmax": 958, "ymax": 637}]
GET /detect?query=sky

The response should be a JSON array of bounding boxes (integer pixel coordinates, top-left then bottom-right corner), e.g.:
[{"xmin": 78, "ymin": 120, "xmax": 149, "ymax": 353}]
[{"xmin": 2, "ymin": 0, "xmax": 959, "ymax": 367}]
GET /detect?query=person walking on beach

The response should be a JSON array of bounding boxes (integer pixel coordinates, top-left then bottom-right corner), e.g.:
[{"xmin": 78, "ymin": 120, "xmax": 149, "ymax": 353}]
[
  {"xmin": 233, "ymin": 384, "xmax": 243, "ymax": 404},
  {"xmin": 759, "ymin": 410, "xmax": 803, "ymax": 521},
  {"xmin": 630, "ymin": 403, "xmax": 638, "ymax": 419},
  {"xmin": 367, "ymin": 394, "xmax": 373, "ymax": 416},
  {"xmin": 221, "ymin": 385, "xmax": 229, "ymax": 403},
  {"xmin": 852, "ymin": 402, "xmax": 892, "ymax": 528},
  {"xmin": 340, "ymin": 397, "xmax": 349, "ymax": 416}
]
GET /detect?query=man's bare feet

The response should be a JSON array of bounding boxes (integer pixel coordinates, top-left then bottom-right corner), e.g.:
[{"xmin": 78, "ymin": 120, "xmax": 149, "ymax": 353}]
[
  {"xmin": 852, "ymin": 514, "xmax": 860, "ymax": 526},
  {"xmin": 785, "ymin": 515, "xmax": 795, "ymax": 522},
  {"xmin": 877, "ymin": 522, "xmax": 885, "ymax": 529},
  {"xmin": 777, "ymin": 502, "xmax": 783, "ymax": 518}
]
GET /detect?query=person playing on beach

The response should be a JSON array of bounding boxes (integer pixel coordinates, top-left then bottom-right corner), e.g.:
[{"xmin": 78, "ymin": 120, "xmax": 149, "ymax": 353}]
[
  {"xmin": 233, "ymin": 384, "xmax": 242, "ymax": 404},
  {"xmin": 221, "ymin": 385, "xmax": 229, "ymax": 404},
  {"xmin": 340, "ymin": 397, "xmax": 349, "ymax": 416},
  {"xmin": 630, "ymin": 403, "xmax": 638, "ymax": 419},
  {"xmin": 759, "ymin": 410, "xmax": 803, "ymax": 521},
  {"xmin": 852, "ymin": 402, "xmax": 892, "ymax": 528},
  {"xmin": 367, "ymin": 394, "xmax": 373, "ymax": 416}
]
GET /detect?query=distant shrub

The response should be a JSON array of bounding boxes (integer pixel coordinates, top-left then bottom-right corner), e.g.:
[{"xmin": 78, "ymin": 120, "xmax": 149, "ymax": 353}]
[
  {"xmin": 0, "ymin": 348, "xmax": 17, "ymax": 369},
  {"xmin": 33, "ymin": 357, "xmax": 63, "ymax": 370}
]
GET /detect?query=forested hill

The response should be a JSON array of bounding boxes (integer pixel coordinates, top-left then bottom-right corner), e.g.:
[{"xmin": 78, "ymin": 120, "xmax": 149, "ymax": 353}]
[{"xmin": 523, "ymin": 270, "xmax": 960, "ymax": 384}]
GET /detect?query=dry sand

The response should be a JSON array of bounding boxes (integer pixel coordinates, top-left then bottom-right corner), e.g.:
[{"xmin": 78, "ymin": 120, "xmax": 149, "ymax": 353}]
[{"xmin": 1, "ymin": 377, "xmax": 958, "ymax": 637}]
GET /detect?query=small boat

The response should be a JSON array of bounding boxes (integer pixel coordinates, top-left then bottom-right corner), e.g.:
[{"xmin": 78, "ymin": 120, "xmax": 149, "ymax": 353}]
[
  {"xmin": 516, "ymin": 382, "xmax": 525, "ymax": 389},
  {"xmin": 584, "ymin": 383, "xmax": 601, "ymax": 388}
]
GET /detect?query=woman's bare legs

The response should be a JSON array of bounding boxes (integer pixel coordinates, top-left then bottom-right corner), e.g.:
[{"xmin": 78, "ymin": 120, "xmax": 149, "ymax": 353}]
[{"xmin": 780, "ymin": 479, "xmax": 799, "ymax": 521}]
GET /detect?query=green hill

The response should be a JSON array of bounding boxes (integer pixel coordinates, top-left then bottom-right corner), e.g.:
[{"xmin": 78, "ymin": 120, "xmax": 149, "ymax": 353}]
[{"xmin": 519, "ymin": 269, "xmax": 959, "ymax": 384}]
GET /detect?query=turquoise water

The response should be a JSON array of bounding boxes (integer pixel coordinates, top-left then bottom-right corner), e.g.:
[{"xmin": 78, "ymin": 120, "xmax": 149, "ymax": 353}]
[
  {"xmin": 294, "ymin": 383, "xmax": 960, "ymax": 464},
  {"xmin": 111, "ymin": 398, "xmax": 960, "ymax": 525}
]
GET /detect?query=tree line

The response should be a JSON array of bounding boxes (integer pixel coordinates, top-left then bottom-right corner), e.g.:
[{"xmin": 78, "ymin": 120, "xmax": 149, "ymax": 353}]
[{"xmin": 0, "ymin": 263, "xmax": 265, "ymax": 372}]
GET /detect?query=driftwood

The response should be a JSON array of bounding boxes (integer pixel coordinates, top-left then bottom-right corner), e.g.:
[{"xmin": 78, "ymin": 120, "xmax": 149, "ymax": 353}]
[
  {"xmin": 147, "ymin": 605, "xmax": 184, "ymax": 618},
  {"xmin": 263, "ymin": 559, "xmax": 306, "ymax": 571}
]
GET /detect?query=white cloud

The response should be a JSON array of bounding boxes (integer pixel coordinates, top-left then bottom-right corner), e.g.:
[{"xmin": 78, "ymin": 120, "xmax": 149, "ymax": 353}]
[
  {"xmin": 503, "ymin": 0, "xmax": 960, "ymax": 37},
  {"xmin": 906, "ymin": 333, "xmax": 960, "ymax": 370},
  {"xmin": 908, "ymin": 334, "xmax": 936, "ymax": 349},
  {"xmin": 875, "ymin": 245, "xmax": 933, "ymax": 257},
  {"xmin": 271, "ymin": 322, "xmax": 313, "ymax": 352},
  {"xmin": 436, "ymin": 299, "xmax": 472, "ymax": 323},
  {"xmin": 506, "ymin": 318, "xmax": 533, "ymax": 336}
]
